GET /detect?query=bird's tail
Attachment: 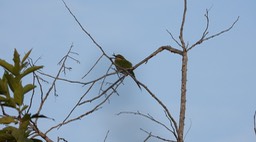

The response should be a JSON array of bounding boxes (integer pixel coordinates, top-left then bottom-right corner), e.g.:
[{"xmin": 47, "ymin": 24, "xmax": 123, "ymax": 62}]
[{"xmin": 134, "ymin": 80, "xmax": 142, "ymax": 90}]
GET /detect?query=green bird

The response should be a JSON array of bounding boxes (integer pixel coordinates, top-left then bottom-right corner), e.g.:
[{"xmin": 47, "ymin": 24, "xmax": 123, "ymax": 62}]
[{"xmin": 114, "ymin": 54, "xmax": 141, "ymax": 89}]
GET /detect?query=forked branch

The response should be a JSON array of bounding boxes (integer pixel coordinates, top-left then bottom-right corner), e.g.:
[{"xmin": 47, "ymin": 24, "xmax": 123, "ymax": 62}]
[{"xmin": 187, "ymin": 10, "xmax": 239, "ymax": 51}]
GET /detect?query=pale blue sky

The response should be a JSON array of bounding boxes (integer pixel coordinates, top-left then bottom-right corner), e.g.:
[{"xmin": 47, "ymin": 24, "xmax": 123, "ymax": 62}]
[{"xmin": 0, "ymin": 0, "xmax": 255, "ymax": 142}]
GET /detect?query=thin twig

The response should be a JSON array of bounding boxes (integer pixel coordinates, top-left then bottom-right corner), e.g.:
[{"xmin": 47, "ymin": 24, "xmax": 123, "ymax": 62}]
[
  {"xmin": 140, "ymin": 128, "xmax": 176, "ymax": 142},
  {"xmin": 30, "ymin": 121, "xmax": 53, "ymax": 142},
  {"xmin": 133, "ymin": 45, "xmax": 182, "ymax": 70},
  {"xmin": 61, "ymin": 0, "xmax": 106, "ymax": 55},
  {"xmin": 166, "ymin": 29, "xmax": 182, "ymax": 48},
  {"xmin": 179, "ymin": 0, "xmax": 187, "ymax": 50},
  {"xmin": 117, "ymin": 111, "xmax": 176, "ymax": 137},
  {"xmin": 38, "ymin": 71, "xmax": 116, "ymax": 86},
  {"xmin": 79, "ymin": 76, "xmax": 125, "ymax": 105},
  {"xmin": 103, "ymin": 130, "xmax": 110, "ymax": 142},
  {"xmin": 82, "ymin": 54, "xmax": 104, "ymax": 79},
  {"xmin": 46, "ymin": 76, "xmax": 125, "ymax": 134},
  {"xmin": 36, "ymin": 44, "xmax": 74, "ymax": 122},
  {"xmin": 27, "ymin": 58, "xmax": 45, "ymax": 113},
  {"xmin": 254, "ymin": 111, "xmax": 256, "ymax": 135},
  {"xmin": 187, "ymin": 15, "xmax": 239, "ymax": 51},
  {"xmin": 137, "ymin": 82, "xmax": 179, "ymax": 139},
  {"xmin": 60, "ymin": 82, "xmax": 96, "ymax": 127}
]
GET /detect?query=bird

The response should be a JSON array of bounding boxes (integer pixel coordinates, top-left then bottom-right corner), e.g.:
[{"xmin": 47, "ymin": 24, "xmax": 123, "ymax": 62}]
[{"xmin": 113, "ymin": 54, "xmax": 141, "ymax": 89}]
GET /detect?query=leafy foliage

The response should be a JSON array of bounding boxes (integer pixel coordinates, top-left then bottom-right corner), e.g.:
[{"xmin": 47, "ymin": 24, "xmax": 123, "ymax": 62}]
[{"xmin": 0, "ymin": 49, "xmax": 43, "ymax": 142}]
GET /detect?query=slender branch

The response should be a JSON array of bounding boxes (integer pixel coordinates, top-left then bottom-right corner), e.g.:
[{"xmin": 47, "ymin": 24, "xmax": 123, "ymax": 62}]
[
  {"xmin": 38, "ymin": 71, "xmax": 116, "ymax": 86},
  {"xmin": 30, "ymin": 121, "xmax": 53, "ymax": 142},
  {"xmin": 164, "ymin": 110, "xmax": 177, "ymax": 136},
  {"xmin": 82, "ymin": 54, "xmax": 104, "ymax": 79},
  {"xmin": 137, "ymin": 81, "xmax": 179, "ymax": 138},
  {"xmin": 27, "ymin": 58, "xmax": 44, "ymax": 113},
  {"xmin": 133, "ymin": 45, "xmax": 182, "ymax": 70},
  {"xmin": 187, "ymin": 14, "xmax": 239, "ymax": 51},
  {"xmin": 36, "ymin": 44, "xmax": 74, "ymax": 119},
  {"xmin": 103, "ymin": 130, "xmax": 110, "ymax": 142},
  {"xmin": 143, "ymin": 132, "xmax": 151, "ymax": 142},
  {"xmin": 117, "ymin": 111, "xmax": 177, "ymax": 137},
  {"xmin": 140, "ymin": 128, "xmax": 176, "ymax": 142},
  {"xmin": 179, "ymin": 0, "xmax": 187, "ymax": 49},
  {"xmin": 204, "ymin": 16, "xmax": 239, "ymax": 40},
  {"xmin": 46, "ymin": 76, "xmax": 125, "ymax": 134},
  {"xmin": 61, "ymin": 0, "xmax": 107, "ymax": 56},
  {"xmin": 79, "ymin": 76, "xmax": 125, "ymax": 105},
  {"xmin": 254, "ymin": 111, "xmax": 256, "ymax": 135},
  {"xmin": 98, "ymin": 64, "xmax": 114, "ymax": 95},
  {"xmin": 166, "ymin": 29, "xmax": 182, "ymax": 48},
  {"xmin": 61, "ymin": 82, "xmax": 96, "ymax": 125},
  {"xmin": 57, "ymin": 137, "xmax": 68, "ymax": 142}
]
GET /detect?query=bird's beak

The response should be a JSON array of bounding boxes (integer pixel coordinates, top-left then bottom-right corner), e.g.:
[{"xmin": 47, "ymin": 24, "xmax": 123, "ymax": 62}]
[
  {"xmin": 112, "ymin": 53, "xmax": 117, "ymax": 58},
  {"xmin": 109, "ymin": 54, "xmax": 116, "ymax": 59}
]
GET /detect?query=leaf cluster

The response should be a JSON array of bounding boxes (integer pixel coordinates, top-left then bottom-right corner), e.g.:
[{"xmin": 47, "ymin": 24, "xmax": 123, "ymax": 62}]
[{"xmin": 0, "ymin": 49, "xmax": 43, "ymax": 142}]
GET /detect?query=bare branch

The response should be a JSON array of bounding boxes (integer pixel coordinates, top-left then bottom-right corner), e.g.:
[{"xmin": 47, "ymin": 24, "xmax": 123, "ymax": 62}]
[
  {"xmin": 143, "ymin": 132, "xmax": 151, "ymax": 142},
  {"xmin": 46, "ymin": 76, "xmax": 125, "ymax": 134},
  {"xmin": 82, "ymin": 54, "xmax": 104, "ymax": 79},
  {"xmin": 140, "ymin": 128, "xmax": 176, "ymax": 142},
  {"xmin": 57, "ymin": 137, "xmax": 68, "ymax": 142},
  {"xmin": 27, "ymin": 58, "xmax": 45, "ymax": 113},
  {"xmin": 136, "ymin": 81, "xmax": 179, "ymax": 138},
  {"xmin": 98, "ymin": 64, "xmax": 115, "ymax": 95},
  {"xmin": 61, "ymin": 0, "xmax": 108, "ymax": 57},
  {"xmin": 254, "ymin": 111, "xmax": 256, "ymax": 135},
  {"xmin": 187, "ymin": 14, "xmax": 239, "ymax": 51},
  {"xmin": 179, "ymin": 0, "xmax": 187, "ymax": 49},
  {"xmin": 30, "ymin": 121, "xmax": 53, "ymax": 142},
  {"xmin": 117, "ymin": 111, "xmax": 177, "ymax": 138},
  {"xmin": 133, "ymin": 45, "xmax": 182, "ymax": 70},
  {"xmin": 166, "ymin": 29, "xmax": 182, "ymax": 48},
  {"xmin": 79, "ymin": 76, "xmax": 125, "ymax": 105},
  {"xmin": 103, "ymin": 130, "xmax": 110, "ymax": 142},
  {"xmin": 38, "ymin": 71, "xmax": 116, "ymax": 86},
  {"xmin": 36, "ymin": 44, "xmax": 75, "ymax": 120},
  {"xmin": 164, "ymin": 111, "xmax": 177, "ymax": 135},
  {"xmin": 61, "ymin": 82, "xmax": 95, "ymax": 125}
]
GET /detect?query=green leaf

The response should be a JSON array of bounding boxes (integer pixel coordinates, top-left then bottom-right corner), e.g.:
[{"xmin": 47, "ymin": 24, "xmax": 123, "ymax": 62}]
[
  {"xmin": 12, "ymin": 128, "xmax": 26, "ymax": 142},
  {"xmin": 0, "ymin": 75, "xmax": 10, "ymax": 97},
  {"xmin": 20, "ymin": 105, "xmax": 29, "ymax": 112},
  {"xmin": 14, "ymin": 85, "xmax": 23, "ymax": 106},
  {"xmin": 0, "ymin": 126, "xmax": 16, "ymax": 142},
  {"xmin": 20, "ymin": 114, "xmax": 31, "ymax": 131},
  {"xmin": 0, "ymin": 77, "xmax": 8, "ymax": 96},
  {"xmin": 21, "ymin": 65, "xmax": 43, "ymax": 79},
  {"xmin": 31, "ymin": 113, "xmax": 55, "ymax": 121},
  {"xmin": 1, "ymin": 98, "xmax": 17, "ymax": 108},
  {"xmin": 4, "ymin": 71, "xmax": 24, "ymax": 105},
  {"xmin": 4, "ymin": 71, "xmax": 16, "ymax": 92},
  {"xmin": 13, "ymin": 49, "xmax": 21, "ymax": 76},
  {"xmin": 0, "ymin": 59, "xmax": 14, "ymax": 74},
  {"xmin": 23, "ymin": 84, "xmax": 36, "ymax": 95},
  {"xmin": 0, "ymin": 133, "xmax": 16, "ymax": 142},
  {"xmin": 0, "ymin": 116, "xmax": 17, "ymax": 124},
  {"xmin": 21, "ymin": 49, "xmax": 32, "ymax": 64}
]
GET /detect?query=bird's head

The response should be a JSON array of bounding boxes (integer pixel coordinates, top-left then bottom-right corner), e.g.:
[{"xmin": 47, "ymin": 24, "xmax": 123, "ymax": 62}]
[{"xmin": 113, "ymin": 54, "xmax": 125, "ymax": 60}]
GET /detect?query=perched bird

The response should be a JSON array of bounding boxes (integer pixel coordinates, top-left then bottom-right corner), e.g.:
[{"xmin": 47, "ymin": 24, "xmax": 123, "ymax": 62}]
[{"xmin": 114, "ymin": 54, "xmax": 141, "ymax": 89}]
